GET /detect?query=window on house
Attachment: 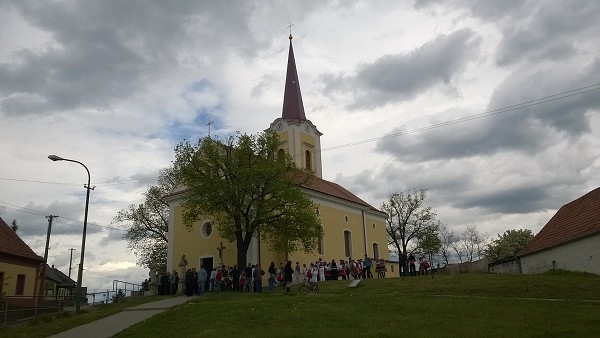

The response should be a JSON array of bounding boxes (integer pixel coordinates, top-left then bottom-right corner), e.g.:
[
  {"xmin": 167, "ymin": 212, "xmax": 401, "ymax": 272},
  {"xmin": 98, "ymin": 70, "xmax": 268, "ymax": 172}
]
[
  {"xmin": 305, "ymin": 150, "xmax": 312, "ymax": 170},
  {"xmin": 344, "ymin": 230, "xmax": 352, "ymax": 258},
  {"xmin": 373, "ymin": 243, "xmax": 379, "ymax": 259},
  {"xmin": 317, "ymin": 225, "xmax": 324, "ymax": 255},
  {"xmin": 16, "ymin": 274, "xmax": 25, "ymax": 296}
]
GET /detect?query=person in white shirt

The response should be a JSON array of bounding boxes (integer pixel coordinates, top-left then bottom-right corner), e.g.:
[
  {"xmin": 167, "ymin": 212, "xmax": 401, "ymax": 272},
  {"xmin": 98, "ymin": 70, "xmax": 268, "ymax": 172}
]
[
  {"xmin": 310, "ymin": 263, "xmax": 319, "ymax": 284},
  {"xmin": 318, "ymin": 261, "xmax": 325, "ymax": 282}
]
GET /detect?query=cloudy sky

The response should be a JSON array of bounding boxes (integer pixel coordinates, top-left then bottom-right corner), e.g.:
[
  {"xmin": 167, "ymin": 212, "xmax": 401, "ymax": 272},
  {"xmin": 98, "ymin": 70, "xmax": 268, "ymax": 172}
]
[{"xmin": 1, "ymin": 1, "xmax": 599, "ymax": 292}]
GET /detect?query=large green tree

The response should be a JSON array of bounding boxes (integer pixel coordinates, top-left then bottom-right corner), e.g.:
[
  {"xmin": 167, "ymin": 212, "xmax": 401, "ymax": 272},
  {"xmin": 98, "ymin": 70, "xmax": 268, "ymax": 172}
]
[
  {"xmin": 112, "ymin": 167, "xmax": 175, "ymax": 272},
  {"xmin": 487, "ymin": 229, "xmax": 534, "ymax": 262},
  {"xmin": 382, "ymin": 188, "xmax": 436, "ymax": 256},
  {"xmin": 173, "ymin": 131, "xmax": 322, "ymax": 269},
  {"xmin": 417, "ymin": 221, "xmax": 442, "ymax": 264}
]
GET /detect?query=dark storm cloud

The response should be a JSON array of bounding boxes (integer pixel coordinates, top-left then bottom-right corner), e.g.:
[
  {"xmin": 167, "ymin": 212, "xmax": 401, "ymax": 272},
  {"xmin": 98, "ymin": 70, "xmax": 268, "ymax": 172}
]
[
  {"xmin": 0, "ymin": 1, "xmax": 271, "ymax": 116},
  {"xmin": 453, "ymin": 186, "xmax": 548, "ymax": 214},
  {"xmin": 375, "ymin": 59, "xmax": 600, "ymax": 162},
  {"xmin": 450, "ymin": 182, "xmax": 588, "ymax": 215},
  {"xmin": 320, "ymin": 28, "xmax": 481, "ymax": 109},
  {"xmin": 494, "ymin": 2, "xmax": 600, "ymax": 66}
]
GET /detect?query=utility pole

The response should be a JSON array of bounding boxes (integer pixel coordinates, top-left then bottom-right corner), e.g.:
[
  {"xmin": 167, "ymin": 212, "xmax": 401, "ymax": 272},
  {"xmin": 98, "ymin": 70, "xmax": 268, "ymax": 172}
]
[
  {"xmin": 39, "ymin": 215, "xmax": 58, "ymax": 302},
  {"xmin": 68, "ymin": 248, "xmax": 76, "ymax": 278}
]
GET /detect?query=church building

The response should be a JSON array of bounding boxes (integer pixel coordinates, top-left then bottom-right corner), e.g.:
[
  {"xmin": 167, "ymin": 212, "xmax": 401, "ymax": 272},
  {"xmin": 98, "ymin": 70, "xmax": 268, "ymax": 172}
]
[{"xmin": 166, "ymin": 35, "xmax": 389, "ymax": 275}]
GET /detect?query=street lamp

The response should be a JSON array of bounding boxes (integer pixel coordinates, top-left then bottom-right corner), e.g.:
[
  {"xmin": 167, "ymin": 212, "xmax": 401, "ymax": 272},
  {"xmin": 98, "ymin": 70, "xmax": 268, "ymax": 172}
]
[{"xmin": 48, "ymin": 154, "xmax": 93, "ymax": 313}]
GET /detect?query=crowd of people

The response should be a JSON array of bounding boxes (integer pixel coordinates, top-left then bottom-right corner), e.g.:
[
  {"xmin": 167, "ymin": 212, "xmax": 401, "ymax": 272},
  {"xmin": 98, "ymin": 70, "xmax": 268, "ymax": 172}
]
[
  {"xmin": 155, "ymin": 254, "xmax": 391, "ymax": 296},
  {"xmin": 154, "ymin": 253, "xmax": 434, "ymax": 296}
]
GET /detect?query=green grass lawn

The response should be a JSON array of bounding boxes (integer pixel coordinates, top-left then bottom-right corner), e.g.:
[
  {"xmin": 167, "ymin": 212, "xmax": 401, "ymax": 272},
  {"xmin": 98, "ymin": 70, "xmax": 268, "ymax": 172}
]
[{"xmin": 2, "ymin": 271, "xmax": 600, "ymax": 337}]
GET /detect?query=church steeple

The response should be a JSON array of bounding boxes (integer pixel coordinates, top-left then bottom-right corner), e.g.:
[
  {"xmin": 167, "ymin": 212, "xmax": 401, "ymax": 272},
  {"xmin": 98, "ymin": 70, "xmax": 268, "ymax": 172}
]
[
  {"xmin": 270, "ymin": 33, "xmax": 323, "ymax": 178},
  {"xmin": 281, "ymin": 35, "xmax": 306, "ymax": 121}
]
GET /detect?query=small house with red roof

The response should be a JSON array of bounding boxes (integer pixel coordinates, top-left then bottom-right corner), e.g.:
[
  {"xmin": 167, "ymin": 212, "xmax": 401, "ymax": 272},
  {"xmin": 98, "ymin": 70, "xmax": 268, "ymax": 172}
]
[
  {"xmin": 518, "ymin": 187, "xmax": 600, "ymax": 275},
  {"xmin": 0, "ymin": 216, "xmax": 45, "ymax": 305}
]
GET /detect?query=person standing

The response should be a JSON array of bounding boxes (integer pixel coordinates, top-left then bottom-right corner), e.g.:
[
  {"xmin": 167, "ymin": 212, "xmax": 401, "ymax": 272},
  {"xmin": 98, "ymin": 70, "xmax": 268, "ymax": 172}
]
[
  {"xmin": 197, "ymin": 266, "xmax": 207, "ymax": 295},
  {"xmin": 284, "ymin": 261, "xmax": 294, "ymax": 294},
  {"xmin": 169, "ymin": 270, "xmax": 177, "ymax": 294},
  {"xmin": 399, "ymin": 252, "xmax": 408, "ymax": 277},
  {"xmin": 310, "ymin": 263, "xmax": 319, "ymax": 284},
  {"xmin": 408, "ymin": 253, "xmax": 417, "ymax": 276},
  {"xmin": 318, "ymin": 261, "xmax": 325, "ymax": 282},
  {"xmin": 294, "ymin": 262, "xmax": 302, "ymax": 284},
  {"xmin": 268, "ymin": 262, "xmax": 277, "ymax": 292},
  {"xmin": 191, "ymin": 268, "xmax": 199, "ymax": 295},
  {"xmin": 209, "ymin": 268, "xmax": 217, "ymax": 291},
  {"xmin": 231, "ymin": 265, "xmax": 240, "ymax": 292},
  {"xmin": 330, "ymin": 259, "xmax": 338, "ymax": 280},
  {"xmin": 215, "ymin": 268, "xmax": 222, "ymax": 292},
  {"xmin": 364, "ymin": 254, "xmax": 374, "ymax": 278},
  {"xmin": 254, "ymin": 264, "xmax": 264, "ymax": 293},
  {"xmin": 244, "ymin": 263, "xmax": 253, "ymax": 292},
  {"xmin": 302, "ymin": 264, "xmax": 309, "ymax": 282},
  {"xmin": 185, "ymin": 268, "xmax": 194, "ymax": 296}
]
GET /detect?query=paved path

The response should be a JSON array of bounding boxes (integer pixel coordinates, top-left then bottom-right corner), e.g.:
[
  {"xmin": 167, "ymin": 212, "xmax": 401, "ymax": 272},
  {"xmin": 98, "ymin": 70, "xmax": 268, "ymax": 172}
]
[{"xmin": 48, "ymin": 296, "xmax": 198, "ymax": 338}]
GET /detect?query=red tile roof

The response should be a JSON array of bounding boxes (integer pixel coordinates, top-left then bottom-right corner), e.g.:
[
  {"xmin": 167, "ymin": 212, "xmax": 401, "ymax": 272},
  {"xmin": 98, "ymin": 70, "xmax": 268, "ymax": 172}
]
[
  {"xmin": 166, "ymin": 175, "xmax": 384, "ymax": 215},
  {"xmin": 0, "ymin": 216, "xmax": 45, "ymax": 262},
  {"xmin": 301, "ymin": 176, "xmax": 384, "ymax": 214},
  {"xmin": 519, "ymin": 187, "xmax": 600, "ymax": 256}
]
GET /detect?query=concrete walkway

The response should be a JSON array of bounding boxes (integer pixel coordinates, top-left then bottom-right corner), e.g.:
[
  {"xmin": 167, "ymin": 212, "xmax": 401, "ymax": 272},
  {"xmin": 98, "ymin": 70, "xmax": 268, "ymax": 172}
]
[{"xmin": 48, "ymin": 296, "xmax": 198, "ymax": 338}]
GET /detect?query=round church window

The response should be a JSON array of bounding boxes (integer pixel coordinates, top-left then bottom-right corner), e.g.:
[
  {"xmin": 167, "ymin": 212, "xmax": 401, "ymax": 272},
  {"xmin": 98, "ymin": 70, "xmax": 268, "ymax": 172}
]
[{"xmin": 202, "ymin": 222, "xmax": 213, "ymax": 238}]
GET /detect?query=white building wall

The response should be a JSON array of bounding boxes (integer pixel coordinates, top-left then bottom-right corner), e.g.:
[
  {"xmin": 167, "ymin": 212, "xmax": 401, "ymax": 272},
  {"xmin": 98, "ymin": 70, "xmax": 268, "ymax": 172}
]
[{"xmin": 520, "ymin": 233, "xmax": 600, "ymax": 275}]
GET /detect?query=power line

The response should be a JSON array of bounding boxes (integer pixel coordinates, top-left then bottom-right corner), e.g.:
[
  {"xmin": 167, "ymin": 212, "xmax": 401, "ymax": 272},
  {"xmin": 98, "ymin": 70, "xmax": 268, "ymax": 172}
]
[
  {"xmin": 0, "ymin": 176, "xmax": 158, "ymax": 187},
  {"xmin": 322, "ymin": 82, "xmax": 600, "ymax": 151},
  {"xmin": 0, "ymin": 200, "xmax": 125, "ymax": 232}
]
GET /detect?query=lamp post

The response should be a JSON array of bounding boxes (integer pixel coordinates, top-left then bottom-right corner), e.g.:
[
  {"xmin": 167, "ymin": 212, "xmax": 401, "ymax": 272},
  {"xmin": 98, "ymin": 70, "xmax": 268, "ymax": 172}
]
[{"xmin": 48, "ymin": 154, "xmax": 93, "ymax": 313}]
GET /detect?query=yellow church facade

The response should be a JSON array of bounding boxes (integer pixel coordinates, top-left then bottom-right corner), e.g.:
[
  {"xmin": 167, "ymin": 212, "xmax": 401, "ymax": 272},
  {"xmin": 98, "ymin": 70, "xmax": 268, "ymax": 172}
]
[{"xmin": 166, "ymin": 36, "xmax": 389, "ymax": 275}]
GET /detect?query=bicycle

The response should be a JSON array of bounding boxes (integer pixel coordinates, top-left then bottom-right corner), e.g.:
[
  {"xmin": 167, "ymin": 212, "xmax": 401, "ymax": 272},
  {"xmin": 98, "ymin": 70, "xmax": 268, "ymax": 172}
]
[{"xmin": 298, "ymin": 281, "xmax": 319, "ymax": 295}]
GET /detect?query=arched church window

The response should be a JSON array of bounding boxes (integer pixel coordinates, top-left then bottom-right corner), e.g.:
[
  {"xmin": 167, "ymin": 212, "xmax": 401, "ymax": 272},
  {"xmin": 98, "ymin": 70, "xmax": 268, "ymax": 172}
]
[
  {"xmin": 317, "ymin": 225, "xmax": 324, "ymax": 255},
  {"xmin": 344, "ymin": 230, "xmax": 352, "ymax": 258},
  {"xmin": 372, "ymin": 243, "xmax": 380, "ymax": 259},
  {"xmin": 305, "ymin": 150, "xmax": 312, "ymax": 170}
]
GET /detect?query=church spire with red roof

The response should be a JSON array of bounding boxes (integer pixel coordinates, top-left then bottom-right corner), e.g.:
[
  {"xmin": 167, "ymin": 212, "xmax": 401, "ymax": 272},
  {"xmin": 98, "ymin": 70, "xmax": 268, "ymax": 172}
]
[{"xmin": 281, "ymin": 33, "xmax": 306, "ymax": 121}]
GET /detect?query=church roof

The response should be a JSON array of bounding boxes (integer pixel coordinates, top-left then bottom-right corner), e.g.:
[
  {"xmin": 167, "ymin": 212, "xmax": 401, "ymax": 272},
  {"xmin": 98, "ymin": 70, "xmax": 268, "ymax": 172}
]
[
  {"xmin": 165, "ymin": 175, "xmax": 385, "ymax": 216},
  {"xmin": 519, "ymin": 187, "xmax": 600, "ymax": 256},
  {"xmin": 302, "ymin": 176, "xmax": 384, "ymax": 215},
  {"xmin": 0, "ymin": 216, "xmax": 45, "ymax": 262},
  {"xmin": 281, "ymin": 36, "xmax": 306, "ymax": 121}
]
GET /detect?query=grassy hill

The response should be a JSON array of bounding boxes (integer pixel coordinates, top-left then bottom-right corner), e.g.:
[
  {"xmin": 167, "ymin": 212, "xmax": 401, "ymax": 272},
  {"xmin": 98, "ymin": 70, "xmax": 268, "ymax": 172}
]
[
  {"xmin": 3, "ymin": 271, "xmax": 599, "ymax": 337},
  {"xmin": 114, "ymin": 271, "xmax": 600, "ymax": 337}
]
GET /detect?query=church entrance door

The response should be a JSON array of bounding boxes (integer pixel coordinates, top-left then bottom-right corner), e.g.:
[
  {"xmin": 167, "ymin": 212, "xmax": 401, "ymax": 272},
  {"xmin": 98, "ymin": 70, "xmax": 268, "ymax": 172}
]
[{"xmin": 201, "ymin": 257, "xmax": 214, "ymax": 291}]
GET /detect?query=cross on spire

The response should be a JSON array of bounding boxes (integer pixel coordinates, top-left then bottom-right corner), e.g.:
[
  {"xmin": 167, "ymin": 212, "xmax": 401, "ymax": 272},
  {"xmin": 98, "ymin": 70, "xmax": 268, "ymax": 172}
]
[
  {"xmin": 206, "ymin": 120, "xmax": 214, "ymax": 138},
  {"xmin": 288, "ymin": 23, "xmax": 294, "ymax": 40}
]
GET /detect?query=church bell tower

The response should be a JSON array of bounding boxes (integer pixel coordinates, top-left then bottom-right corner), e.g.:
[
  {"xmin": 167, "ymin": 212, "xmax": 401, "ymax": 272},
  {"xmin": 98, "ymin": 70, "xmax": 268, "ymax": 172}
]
[{"xmin": 269, "ymin": 33, "xmax": 323, "ymax": 178}]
